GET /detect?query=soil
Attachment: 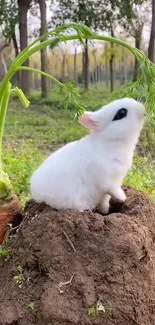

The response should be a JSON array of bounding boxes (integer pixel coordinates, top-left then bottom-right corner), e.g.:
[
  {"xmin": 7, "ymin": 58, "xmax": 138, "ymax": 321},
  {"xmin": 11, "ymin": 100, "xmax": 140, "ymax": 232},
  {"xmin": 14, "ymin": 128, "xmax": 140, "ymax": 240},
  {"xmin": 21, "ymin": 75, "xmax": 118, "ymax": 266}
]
[{"xmin": 0, "ymin": 185, "xmax": 155, "ymax": 325}]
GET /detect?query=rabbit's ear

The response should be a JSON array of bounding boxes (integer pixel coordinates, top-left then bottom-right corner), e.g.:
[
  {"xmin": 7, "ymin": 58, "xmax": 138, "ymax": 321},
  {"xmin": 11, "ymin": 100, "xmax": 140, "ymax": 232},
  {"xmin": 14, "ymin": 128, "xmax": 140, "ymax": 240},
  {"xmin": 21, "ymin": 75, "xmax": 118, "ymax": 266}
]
[{"xmin": 79, "ymin": 112, "xmax": 97, "ymax": 129}]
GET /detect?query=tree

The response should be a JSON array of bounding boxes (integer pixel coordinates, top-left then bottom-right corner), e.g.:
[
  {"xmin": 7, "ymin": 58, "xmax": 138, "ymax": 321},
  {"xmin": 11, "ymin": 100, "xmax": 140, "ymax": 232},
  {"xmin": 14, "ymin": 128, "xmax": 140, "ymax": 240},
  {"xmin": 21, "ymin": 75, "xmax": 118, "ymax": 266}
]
[
  {"xmin": 0, "ymin": 38, "xmax": 11, "ymax": 81},
  {"xmin": 0, "ymin": 0, "xmax": 19, "ymax": 58},
  {"xmin": 91, "ymin": 42, "xmax": 98, "ymax": 85},
  {"xmin": 117, "ymin": 0, "xmax": 149, "ymax": 81},
  {"xmin": 50, "ymin": 0, "xmax": 149, "ymax": 89},
  {"xmin": 38, "ymin": 0, "xmax": 50, "ymax": 97},
  {"xmin": 18, "ymin": 0, "xmax": 32, "ymax": 94},
  {"xmin": 93, "ymin": 0, "xmax": 118, "ymax": 90},
  {"xmin": 109, "ymin": 27, "xmax": 115, "ymax": 92},
  {"xmin": 73, "ymin": 41, "xmax": 78, "ymax": 83},
  {"xmin": 50, "ymin": 0, "xmax": 111, "ymax": 90},
  {"xmin": 119, "ymin": 35, "xmax": 129, "ymax": 84},
  {"xmin": 148, "ymin": 0, "xmax": 155, "ymax": 62},
  {"xmin": 83, "ymin": 38, "xmax": 89, "ymax": 89},
  {"xmin": 0, "ymin": 0, "xmax": 21, "ymax": 85}
]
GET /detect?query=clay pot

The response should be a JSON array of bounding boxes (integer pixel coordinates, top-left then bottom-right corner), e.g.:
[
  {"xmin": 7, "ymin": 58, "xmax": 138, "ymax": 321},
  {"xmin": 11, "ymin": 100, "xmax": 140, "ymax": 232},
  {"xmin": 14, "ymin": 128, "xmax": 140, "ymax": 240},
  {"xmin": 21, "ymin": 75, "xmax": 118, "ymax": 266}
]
[{"xmin": 0, "ymin": 194, "xmax": 21, "ymax": 244}]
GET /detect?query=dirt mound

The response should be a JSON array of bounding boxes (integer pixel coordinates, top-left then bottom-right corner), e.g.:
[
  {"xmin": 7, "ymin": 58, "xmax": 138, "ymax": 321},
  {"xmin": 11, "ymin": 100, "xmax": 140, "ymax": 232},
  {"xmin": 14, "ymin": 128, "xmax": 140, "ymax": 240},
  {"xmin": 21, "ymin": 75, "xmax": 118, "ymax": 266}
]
[{"xmin": 0, "ymin": 185, "xmax": 155, "ymax": 325}]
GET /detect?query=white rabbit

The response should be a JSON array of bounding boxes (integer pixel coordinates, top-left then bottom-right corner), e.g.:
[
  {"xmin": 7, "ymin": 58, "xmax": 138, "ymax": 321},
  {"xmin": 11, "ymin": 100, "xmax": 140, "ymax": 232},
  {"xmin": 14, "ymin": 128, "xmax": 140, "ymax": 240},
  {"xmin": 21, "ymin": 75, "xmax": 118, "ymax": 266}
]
[{"xmin": 30, "ymin": 97, "xmax": 145, "ymax": 214}]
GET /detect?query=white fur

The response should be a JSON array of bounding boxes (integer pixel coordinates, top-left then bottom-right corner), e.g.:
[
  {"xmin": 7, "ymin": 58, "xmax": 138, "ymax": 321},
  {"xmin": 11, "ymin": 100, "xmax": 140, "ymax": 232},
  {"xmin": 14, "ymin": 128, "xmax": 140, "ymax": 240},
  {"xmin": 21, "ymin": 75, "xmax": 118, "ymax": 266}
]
[{"xmin": 30, "ymin": 98, "xmax": 145, "ymax": 214}]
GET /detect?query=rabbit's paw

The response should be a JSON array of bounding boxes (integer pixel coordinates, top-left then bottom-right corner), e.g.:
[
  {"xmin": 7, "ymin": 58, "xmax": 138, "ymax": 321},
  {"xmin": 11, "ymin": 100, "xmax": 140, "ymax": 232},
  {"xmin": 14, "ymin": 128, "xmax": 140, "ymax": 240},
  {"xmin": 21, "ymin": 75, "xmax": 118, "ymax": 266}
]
[
  {"xmin": 98, "ymin": 194, "xmax": 111, "ymax": 215},
  {"xmin": 109, "ymin": 187, "xmax": 126, "ymax": 202}
]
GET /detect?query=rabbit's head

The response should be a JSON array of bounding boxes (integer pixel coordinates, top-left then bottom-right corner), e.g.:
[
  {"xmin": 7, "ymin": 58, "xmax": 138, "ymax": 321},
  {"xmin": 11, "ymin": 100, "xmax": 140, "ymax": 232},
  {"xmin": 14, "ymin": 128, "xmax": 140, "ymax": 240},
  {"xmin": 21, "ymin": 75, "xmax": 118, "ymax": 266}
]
[{"xmin": 79, "ymin": 98, "xmax": 145, "ymax": 141}]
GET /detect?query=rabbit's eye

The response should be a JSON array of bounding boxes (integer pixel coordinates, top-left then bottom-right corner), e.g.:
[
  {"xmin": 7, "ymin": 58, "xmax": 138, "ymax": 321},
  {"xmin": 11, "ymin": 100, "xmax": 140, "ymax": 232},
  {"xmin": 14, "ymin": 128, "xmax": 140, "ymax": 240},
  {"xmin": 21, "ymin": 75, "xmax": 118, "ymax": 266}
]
[{"xmin": 112, "ymin": 108, "xmax": 128, "ymax": 121}]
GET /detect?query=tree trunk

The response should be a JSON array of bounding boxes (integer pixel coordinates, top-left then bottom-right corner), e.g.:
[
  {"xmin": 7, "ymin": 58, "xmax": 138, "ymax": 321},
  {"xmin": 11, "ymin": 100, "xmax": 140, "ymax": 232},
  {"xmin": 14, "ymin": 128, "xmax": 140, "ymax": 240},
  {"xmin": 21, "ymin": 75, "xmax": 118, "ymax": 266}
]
[
  {"xmin": 91, "ymin": 71, "xmax": 94, "ymax": 84},
  {"xmin": 109, "ymin": 45, "xmax": 114, "ymax": 92},
  {"xmin": 54, "ymin": 62, "xmax": 58, "ymax": 79},
  {"xmin": 92, "ymin": 50, "xmax": 97, "ymax": 86},
  {"xmin": 99, "ymin": 64, "xmax": 102, "ymax": 83},
  {"xmin": 104, "ymin": 43, "xmax": 109, "ymax": 87},
  {"xmin": 38, "ymin": 0, "xmax": 49, "ymax": 98},
  {"xmin": 84, "ymin": 39, "xmax": 89, "ymax": 90},
  {"xmin": 0, "ymin": 52, "xmax": 7, "ymax": 82},
  {"xmin": 133, "ymin": 37, "xmax": 141, "ymax": 82},
  {"xmin": 18, "ymin": 0, "xmax": 31, "ymax": 94},
  {"xmin": 124, "ymin": 56, "xmax": 128, "ymax": 83},
  {"xmin": 105, "ymin": 57, "xmax": 109, "ymax": 87},
  {"xmin": 109, "ymin": 54, "xmax": 114, "ymax": 92},
  {"xmin": 109, "ymin": 28, "xmax": 115, "ymax": 92},
  {"xmin": 12, "ymin": 32, "xmax": 19, "ymax": 57},
  {"xmin": 34, "ymin": 64, "xmax": 38, "ymax": 89},
  {"xmin": 66, "ymin": 57, "xmax": 71, "ymax": 77},
  {"xmin": 82, "ymin": 50, "xmax": 85, "ymax": 86},
  {"xmin": 12, "ymin": 31, "xmax": 20, "ymax": 86},
  {"xmin": 73, "ymin": 45, "xmax": 77, "ymax": 83},
  {"xmin": 148, "ymin": 0, "xmax": 155, "ymax": 62},
  {"xmin": 121, "ymin": 47, "xmax": 128, "ymax": 84},
  {"xmin": 113, "ymin": 58, "xmax": 116, "ymax": 86},
  {"xmin": 61, "ymin": 53, "xmax": 66, "ymax": 82},
  {"xmin": 0, "ymin": 40, "xmax": 11, "ymax": 82}
]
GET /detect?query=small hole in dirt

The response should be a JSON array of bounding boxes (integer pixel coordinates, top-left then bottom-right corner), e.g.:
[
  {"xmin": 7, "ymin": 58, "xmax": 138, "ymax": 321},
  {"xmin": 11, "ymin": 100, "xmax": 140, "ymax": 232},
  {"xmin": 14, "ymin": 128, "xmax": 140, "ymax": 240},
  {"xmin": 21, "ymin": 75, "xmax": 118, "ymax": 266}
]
[
  {"xmin": 12, "ymin": 321, "xmax": 18, "ymax": 325},
  {"xmin": 24, "ymin": 258, "xmax": 48, "ymax": 277},
  {"xmin": 95, "ymin": 199, "xmax": 127, "ymax": 216},
  {"xmin": 108, "ymin": 199, "xmax": 126, "ymax": 214},
  {"xmin": 12, "ymin": 212, "xmax": 24, "ymax": 228}
]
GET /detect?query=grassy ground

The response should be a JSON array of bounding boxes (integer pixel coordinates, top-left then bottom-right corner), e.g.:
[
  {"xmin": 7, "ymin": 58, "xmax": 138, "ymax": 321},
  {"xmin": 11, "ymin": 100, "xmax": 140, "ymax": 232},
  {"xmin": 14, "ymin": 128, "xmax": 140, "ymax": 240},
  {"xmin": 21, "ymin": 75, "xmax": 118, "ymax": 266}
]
[{"xmin": 2, "ymin": 86, "xmax": 155, "ymax": 205}]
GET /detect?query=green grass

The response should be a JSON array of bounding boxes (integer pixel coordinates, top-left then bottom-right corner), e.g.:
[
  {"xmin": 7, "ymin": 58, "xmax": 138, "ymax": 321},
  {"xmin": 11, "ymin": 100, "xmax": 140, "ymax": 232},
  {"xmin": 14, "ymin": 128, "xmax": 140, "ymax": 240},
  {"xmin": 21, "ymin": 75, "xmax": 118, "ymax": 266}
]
[
  {"xmin": 2, "ymin": 86, "xmax": 155, "ymax": 205},
  {"xmin": 125, "ymin": 155, "xmax": 155, "ymax": 200},
  {"xmin": 3, "ymin": 143, "xmax": 43, "ymax": 205}
]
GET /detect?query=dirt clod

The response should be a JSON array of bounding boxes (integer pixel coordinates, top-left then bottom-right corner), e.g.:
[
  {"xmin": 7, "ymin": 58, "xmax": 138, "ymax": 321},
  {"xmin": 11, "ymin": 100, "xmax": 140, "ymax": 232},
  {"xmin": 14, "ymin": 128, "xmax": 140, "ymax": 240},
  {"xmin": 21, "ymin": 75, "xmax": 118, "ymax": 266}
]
[{"xmin": 0, "ymin": 185, "xmax": 155, "ymax": 325}]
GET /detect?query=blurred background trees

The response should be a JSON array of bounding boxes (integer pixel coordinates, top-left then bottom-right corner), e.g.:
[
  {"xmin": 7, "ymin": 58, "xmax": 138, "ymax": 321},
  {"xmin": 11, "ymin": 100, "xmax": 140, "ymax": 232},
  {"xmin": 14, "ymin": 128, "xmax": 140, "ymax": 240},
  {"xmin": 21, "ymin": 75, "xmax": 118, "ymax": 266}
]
[{"xmin": 0, "ymin": 0, "xmax": 154, "ymax": 96}]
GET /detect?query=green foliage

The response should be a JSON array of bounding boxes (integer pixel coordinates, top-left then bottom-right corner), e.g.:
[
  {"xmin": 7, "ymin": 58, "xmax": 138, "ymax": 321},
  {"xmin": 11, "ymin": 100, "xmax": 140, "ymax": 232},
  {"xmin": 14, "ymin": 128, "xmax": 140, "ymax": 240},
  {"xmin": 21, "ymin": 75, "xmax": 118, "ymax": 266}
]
[
  {"xmin": 88, "ymin": 306, "xmax": 96, "ymax": 316},
  {"xmin": 88, "ymin": 301, "xmax": 106, "ymax": 316},
  {"xmin": 11, "ymin": 87, "xmax": 30, "ymax": 108},
  {"xmin": 3, "ymin": 142, "xmax": 44, "ymax": 205},
  {"xmin": 0, "ymin": 169, "xmax": 12, "ymax": 200},
  {"xmin": 50, "ymin": 0, "xmax": 111, "ymax": 30},
  {"xmin": 140, "ymin": 120, "xmax": 155, "ymax": 157},
  {"xmin": 0, "ymin": 245, "xmax": 10, "ymax": 258},
  {"xmin": 0, "ymin": 0, "xmax": 18, "ymax": 38},
  {"xmin": 117, "ymin": 0, "xmax": 148, "ymax": 23},
  {"xmin": 50, "ymin": 0, "xmax": 148, "ymax": 33},
  {"xmin": 27, "ymin": 302, "xmax": 35, "ymax": 311},
  {"xmin": 125, "ymin": 155, "xmax": 155, "ymax": 200},
  {"xmin": 17, "ymin": 265, "xmax": 24, "ymax": 273},
  {"xmin": 13, "ymin": 265, "xmax": 25, "ymax": 286}
]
